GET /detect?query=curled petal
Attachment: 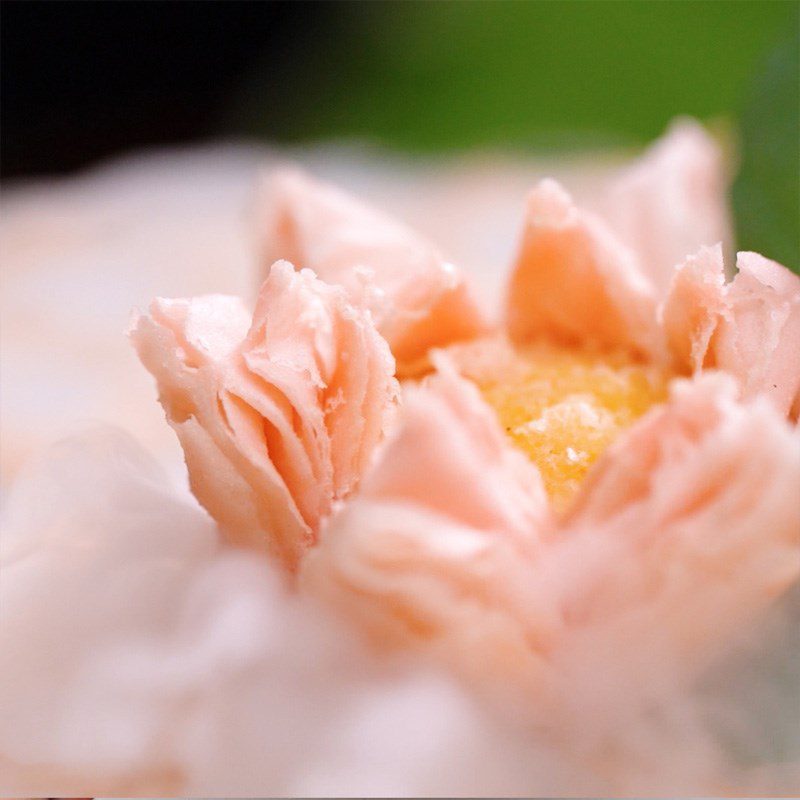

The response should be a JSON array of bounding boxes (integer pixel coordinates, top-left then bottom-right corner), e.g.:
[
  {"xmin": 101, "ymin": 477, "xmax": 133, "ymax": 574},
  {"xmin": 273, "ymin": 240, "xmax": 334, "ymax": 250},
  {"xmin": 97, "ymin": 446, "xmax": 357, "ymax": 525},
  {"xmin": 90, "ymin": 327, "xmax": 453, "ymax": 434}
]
[
  {"xmin": 604, "ymin": 119, "xmax": 731, "ymax": 296},
  {"xmin": 659, "ymin": 244, "xmax": 727, "ymax": 370},
  {"xmin": 559, "ymin": 374, "xmax": 800, "ymax": 683},
  {"xmin": 258, "ymin": 170, "xmax": 489, "ymax": 372},
  {"xmin": 302, "ymin": 361, "xmax": 557, "ymax": 706},
  {"xmin": 506, "ymin": 179, "xmax": 660, "ymax": 358},
  {"xmin": 662, "ymin": 246, "xmax": 800, "ymax": 418},
  {"xmin": 305, "ymin": 367, "xmax": 799, "ymax": 717},
  {"xmin": 131, "ymin": 261, "xmax": 399, "ymax": 569}
]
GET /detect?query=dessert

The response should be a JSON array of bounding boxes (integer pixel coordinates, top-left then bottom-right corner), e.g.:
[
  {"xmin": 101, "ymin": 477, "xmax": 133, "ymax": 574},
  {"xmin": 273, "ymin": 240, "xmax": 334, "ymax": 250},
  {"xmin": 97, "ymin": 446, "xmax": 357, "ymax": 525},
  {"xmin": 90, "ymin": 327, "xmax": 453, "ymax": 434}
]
[{"xmin": 3, "ymin": 119, "xmax": 798, "ymax": 795}]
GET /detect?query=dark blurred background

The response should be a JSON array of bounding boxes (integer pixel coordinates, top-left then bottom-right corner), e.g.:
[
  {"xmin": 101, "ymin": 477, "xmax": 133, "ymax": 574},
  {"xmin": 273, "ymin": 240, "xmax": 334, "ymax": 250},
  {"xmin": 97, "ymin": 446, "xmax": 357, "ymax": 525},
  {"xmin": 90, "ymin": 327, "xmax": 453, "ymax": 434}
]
[{"xmin": 2, "ymin": 0, "xmax": 798, "ymax": 266}]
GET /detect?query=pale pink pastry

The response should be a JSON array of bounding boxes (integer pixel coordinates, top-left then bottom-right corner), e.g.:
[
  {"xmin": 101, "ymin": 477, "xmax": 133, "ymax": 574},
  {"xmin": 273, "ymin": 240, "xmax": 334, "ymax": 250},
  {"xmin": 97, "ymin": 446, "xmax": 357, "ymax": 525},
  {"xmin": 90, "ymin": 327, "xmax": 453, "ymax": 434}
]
[
  {"xmin": 559, "ymin": 375, "xmax": 800, "ymax": 679},
  {"xmin": 304, "ymin": 370, "xmax": 800, "ymax": 711},
  {"xmin": 663, "ymin": 246, "xmax": 800, "ymax": 418},
  {"xmin": 131, "ymin": 260, "xmax": 399, "ymax": 569},
  {"xmin": 258, "ymin": 169, "xmax": 490, "ymax": 372},
  {"xmin": 604, "ymin": 118, "xmax": 731, "ymax": 295},
  {"xmin": 302, "ymin": 360, "xmax": 559, "ymax": 709},
  {"xmin": 505, "ymin": 178, "xmax": 662, "ymax": 358},
  {"xmin": 505, "ymin": 173, "xmax": 798, "ymax": 416},
  {"xmin": 133, "ymin": 121, "xmax": 798, "ymax": 648},
  {"xmin": 504, "ymin": 121, "xmax": 729, "ymax": 357}
]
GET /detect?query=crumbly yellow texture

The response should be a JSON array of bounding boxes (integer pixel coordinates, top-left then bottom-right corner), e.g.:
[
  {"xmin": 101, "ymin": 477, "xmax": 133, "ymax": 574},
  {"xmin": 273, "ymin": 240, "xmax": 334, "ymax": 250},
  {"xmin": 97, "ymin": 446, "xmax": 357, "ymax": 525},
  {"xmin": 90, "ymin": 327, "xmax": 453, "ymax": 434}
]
[{"xmin": 478, "ymin": 344, "xmax": 669, "ymax": 510}]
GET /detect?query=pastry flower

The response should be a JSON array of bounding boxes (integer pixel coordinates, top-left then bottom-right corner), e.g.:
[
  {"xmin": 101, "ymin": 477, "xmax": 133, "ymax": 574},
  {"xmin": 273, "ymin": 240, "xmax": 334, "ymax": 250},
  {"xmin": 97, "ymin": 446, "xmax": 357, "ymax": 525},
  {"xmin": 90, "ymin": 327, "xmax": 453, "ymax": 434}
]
[{"xmin": 133, "ymin": 121, "xmax": 800, "ymax": 712}]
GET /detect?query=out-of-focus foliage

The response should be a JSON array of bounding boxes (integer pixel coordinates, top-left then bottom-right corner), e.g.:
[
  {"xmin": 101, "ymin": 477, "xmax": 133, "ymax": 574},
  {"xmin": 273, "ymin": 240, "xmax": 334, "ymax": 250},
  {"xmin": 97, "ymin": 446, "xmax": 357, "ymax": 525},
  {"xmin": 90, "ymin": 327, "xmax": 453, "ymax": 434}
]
[
  {"xmin": 732, "ymin": 16, "xmax": 800, "ymax": 272},
  {"xmin": 239, "ymin": 1, "xmax": 792, "ymax": 149},
  {"xmin": 236, "ymin": 0, "xmax": 798, "ymax": 270}
]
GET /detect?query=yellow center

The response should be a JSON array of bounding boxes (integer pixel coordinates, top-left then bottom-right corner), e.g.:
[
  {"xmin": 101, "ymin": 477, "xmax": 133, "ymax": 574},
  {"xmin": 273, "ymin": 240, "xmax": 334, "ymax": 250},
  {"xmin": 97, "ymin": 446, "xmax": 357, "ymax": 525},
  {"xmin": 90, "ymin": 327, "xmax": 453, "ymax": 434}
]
[{"xmin": 477, "ymin": 344, "xmax": 669, "ymax": 510}]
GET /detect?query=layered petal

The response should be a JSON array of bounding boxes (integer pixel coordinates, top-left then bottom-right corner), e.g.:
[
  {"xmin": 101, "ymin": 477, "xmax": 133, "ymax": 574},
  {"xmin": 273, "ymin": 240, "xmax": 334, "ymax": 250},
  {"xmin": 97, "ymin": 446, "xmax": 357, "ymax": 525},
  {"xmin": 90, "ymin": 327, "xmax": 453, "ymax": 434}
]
[
  {"xmin": 506, "ymin": 179, "xmax": 661, "ymax": 358},
  {"xmin": 662, "ymin": 246, "xmax": 800, "ymax": 418},
  {"xmin": 131, "ymin": 260, "xmax": 399, "ymax": 569},
  {"xmin": 557, "ymin": 375, "xmax": 800, "ymax": 689},
  {"xmin": 302, "ymin": 360, "xmax": 557, "ymax": 708},
  {"xmin": 604, "ymin": 119, "xmax": 731, "ymax": 295},
  {"xmin": 305, "ymin": 366, "xmax": 799, "ymax": 718},
  {"xmin": 258, "ymin": 170, "xmax": 489, "ymax": 372}
]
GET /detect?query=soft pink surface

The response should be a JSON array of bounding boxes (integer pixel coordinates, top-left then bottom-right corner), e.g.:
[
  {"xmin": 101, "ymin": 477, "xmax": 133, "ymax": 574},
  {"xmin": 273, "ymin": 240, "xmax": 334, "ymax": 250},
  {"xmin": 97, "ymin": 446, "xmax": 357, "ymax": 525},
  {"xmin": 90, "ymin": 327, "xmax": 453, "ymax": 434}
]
[
  {"xmin": 506, "ymin": 178, "xmax": 661, "ymax": 357},
  {"xmin": 663, "ymin": 246, "xmax": 800, "ymax": 417},
  {"xmin": 131, "ymin": 260, "xmax": 398, "ymax": 568},
  {"xmin": 1, "ymin": 431, "xmax": 578, "ymax": 796},
  {"xmin": 603, "ymin": 118, "xmax": 731, "ymax": 295},
  {"xmin": 259, "ymin": 169, "xmax": 490, "ymax": 371},
  {"xmin": 304, "ymin": 370, "xmax": 800, "ymax": 715},
  {"xmin": 504, "ymin": 124, "xmax": 797, "ymax": 417},
  {"xmin": 0, "ymin": 143, "xmax": 615, "ymax": 485},
  {"xmin": 302, "ymin": 362, "xmax": 558, "ymax": 710},
  {"xmin": 2, "ymin": 122, "xmax": 800, "ymax": 795}
]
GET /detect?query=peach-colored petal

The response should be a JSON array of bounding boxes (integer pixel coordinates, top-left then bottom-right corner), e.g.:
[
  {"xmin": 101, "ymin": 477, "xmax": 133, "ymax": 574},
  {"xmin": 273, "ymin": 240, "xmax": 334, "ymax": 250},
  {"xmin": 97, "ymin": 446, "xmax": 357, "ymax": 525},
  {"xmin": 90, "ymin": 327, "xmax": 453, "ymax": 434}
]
[
  {"xmin": 305, "ymin": 367, "xmax": 799, "ymax": 716},
  {"xmin": 258, "ymin": 170, "xmax": 489, "ymax": 372},
  {"xmin": 662, "ymin": 246, "xmax": 800, "ymax": 418},
  {"xmin": 559, "ymin": 375, "xmax": 800, "ymax": 684},
  {"xmin": 131, "ymin": 260, "xmax": 399, "ymax": 569},
  {"xmin": 659, "ymin": 244, "xmax": 727, "ymax": 370},
  {"xmin": 302, "ymin": 359, "xmax": 556, "ymax": 708},
  {"xmin": 506, "ymin": 179, "xmax": 660, "ymax": 358},
  {"xmin": 604, "ymin": 119, "xmax": 731, "ymax": 296}
]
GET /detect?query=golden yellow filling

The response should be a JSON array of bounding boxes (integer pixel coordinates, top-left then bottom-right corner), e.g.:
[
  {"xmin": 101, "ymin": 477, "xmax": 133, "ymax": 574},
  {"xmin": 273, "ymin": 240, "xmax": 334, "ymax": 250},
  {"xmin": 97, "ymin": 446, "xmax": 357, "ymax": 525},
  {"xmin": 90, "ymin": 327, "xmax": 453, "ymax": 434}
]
[{"xmin": 477, "ymin": 344, "xmax": 669, "ymax": 510}]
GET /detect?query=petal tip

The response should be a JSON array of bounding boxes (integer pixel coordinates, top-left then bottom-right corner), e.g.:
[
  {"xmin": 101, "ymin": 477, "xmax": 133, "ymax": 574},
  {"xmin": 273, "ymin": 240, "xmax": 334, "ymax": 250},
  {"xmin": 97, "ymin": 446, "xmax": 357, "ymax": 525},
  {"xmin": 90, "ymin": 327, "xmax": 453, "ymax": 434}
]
[{"xmin": 526, "ymin": 179, "xmax": 575, "ymax": 229}]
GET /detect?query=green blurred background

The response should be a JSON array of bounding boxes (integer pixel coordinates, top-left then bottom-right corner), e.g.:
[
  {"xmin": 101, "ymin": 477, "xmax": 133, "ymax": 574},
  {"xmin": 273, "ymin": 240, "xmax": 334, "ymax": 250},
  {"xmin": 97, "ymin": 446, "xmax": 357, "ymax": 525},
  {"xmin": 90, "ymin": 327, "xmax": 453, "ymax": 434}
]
[
  {"xmin": 4, "ymin": 1, "xmax": 798, "ymax": 268},
  {"xmin": 237, "ymin": 0, "xmax": 799, "ymax": 270}
]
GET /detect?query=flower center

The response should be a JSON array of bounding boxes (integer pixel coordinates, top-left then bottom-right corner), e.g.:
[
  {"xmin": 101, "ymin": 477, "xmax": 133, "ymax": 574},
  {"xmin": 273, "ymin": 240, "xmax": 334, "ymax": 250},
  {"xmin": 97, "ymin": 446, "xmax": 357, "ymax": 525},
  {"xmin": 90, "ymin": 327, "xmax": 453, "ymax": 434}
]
[{"xmin": 476, "ymin": 344, "xmax": 669, "ymax": 511}]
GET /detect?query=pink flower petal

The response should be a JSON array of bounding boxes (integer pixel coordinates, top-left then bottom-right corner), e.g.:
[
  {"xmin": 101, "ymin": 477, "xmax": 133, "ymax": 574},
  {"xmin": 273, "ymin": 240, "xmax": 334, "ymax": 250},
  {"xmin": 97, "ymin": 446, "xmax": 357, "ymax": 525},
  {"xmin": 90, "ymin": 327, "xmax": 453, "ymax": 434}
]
[
  {"xmin": 559, "ymin": 375, "xmax": 800, "ymax": 682},
  {"xmin": 305, "ymin": 367, "xmax": 799, "ymax": 712},
  {"xmin": 604, "ymin": 119, "xmax": 731, "ymax": 296},
  {"xmin": 302, "ymin": 360, "xmax": 556, "ymax": 707},
  {"xmin": 131, "ymin": 261, "xmax": 399, "ymax": 569},
  {"xmin": 659, "ymin": 244, "xmax": 727, "ymax": 370},
  {"xmin": 662, "ymin": 246, "xmax": 800, "ymax": 418},
  {"xmin": 258, "ymin": 170, "xmax": 489, "ymax": 372},
  {"xmin": 506, "ymin": 179, "xmax": 661, "ymax": 358}
]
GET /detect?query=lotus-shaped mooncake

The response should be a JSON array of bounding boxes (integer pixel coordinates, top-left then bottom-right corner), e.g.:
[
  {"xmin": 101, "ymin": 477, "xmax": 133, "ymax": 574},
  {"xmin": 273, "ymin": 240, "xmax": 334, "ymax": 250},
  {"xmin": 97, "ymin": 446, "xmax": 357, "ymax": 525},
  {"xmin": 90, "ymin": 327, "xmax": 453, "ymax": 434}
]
[{"xmin": 133, "ymin": 120, "xmax": 799, "ymax": 712}]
